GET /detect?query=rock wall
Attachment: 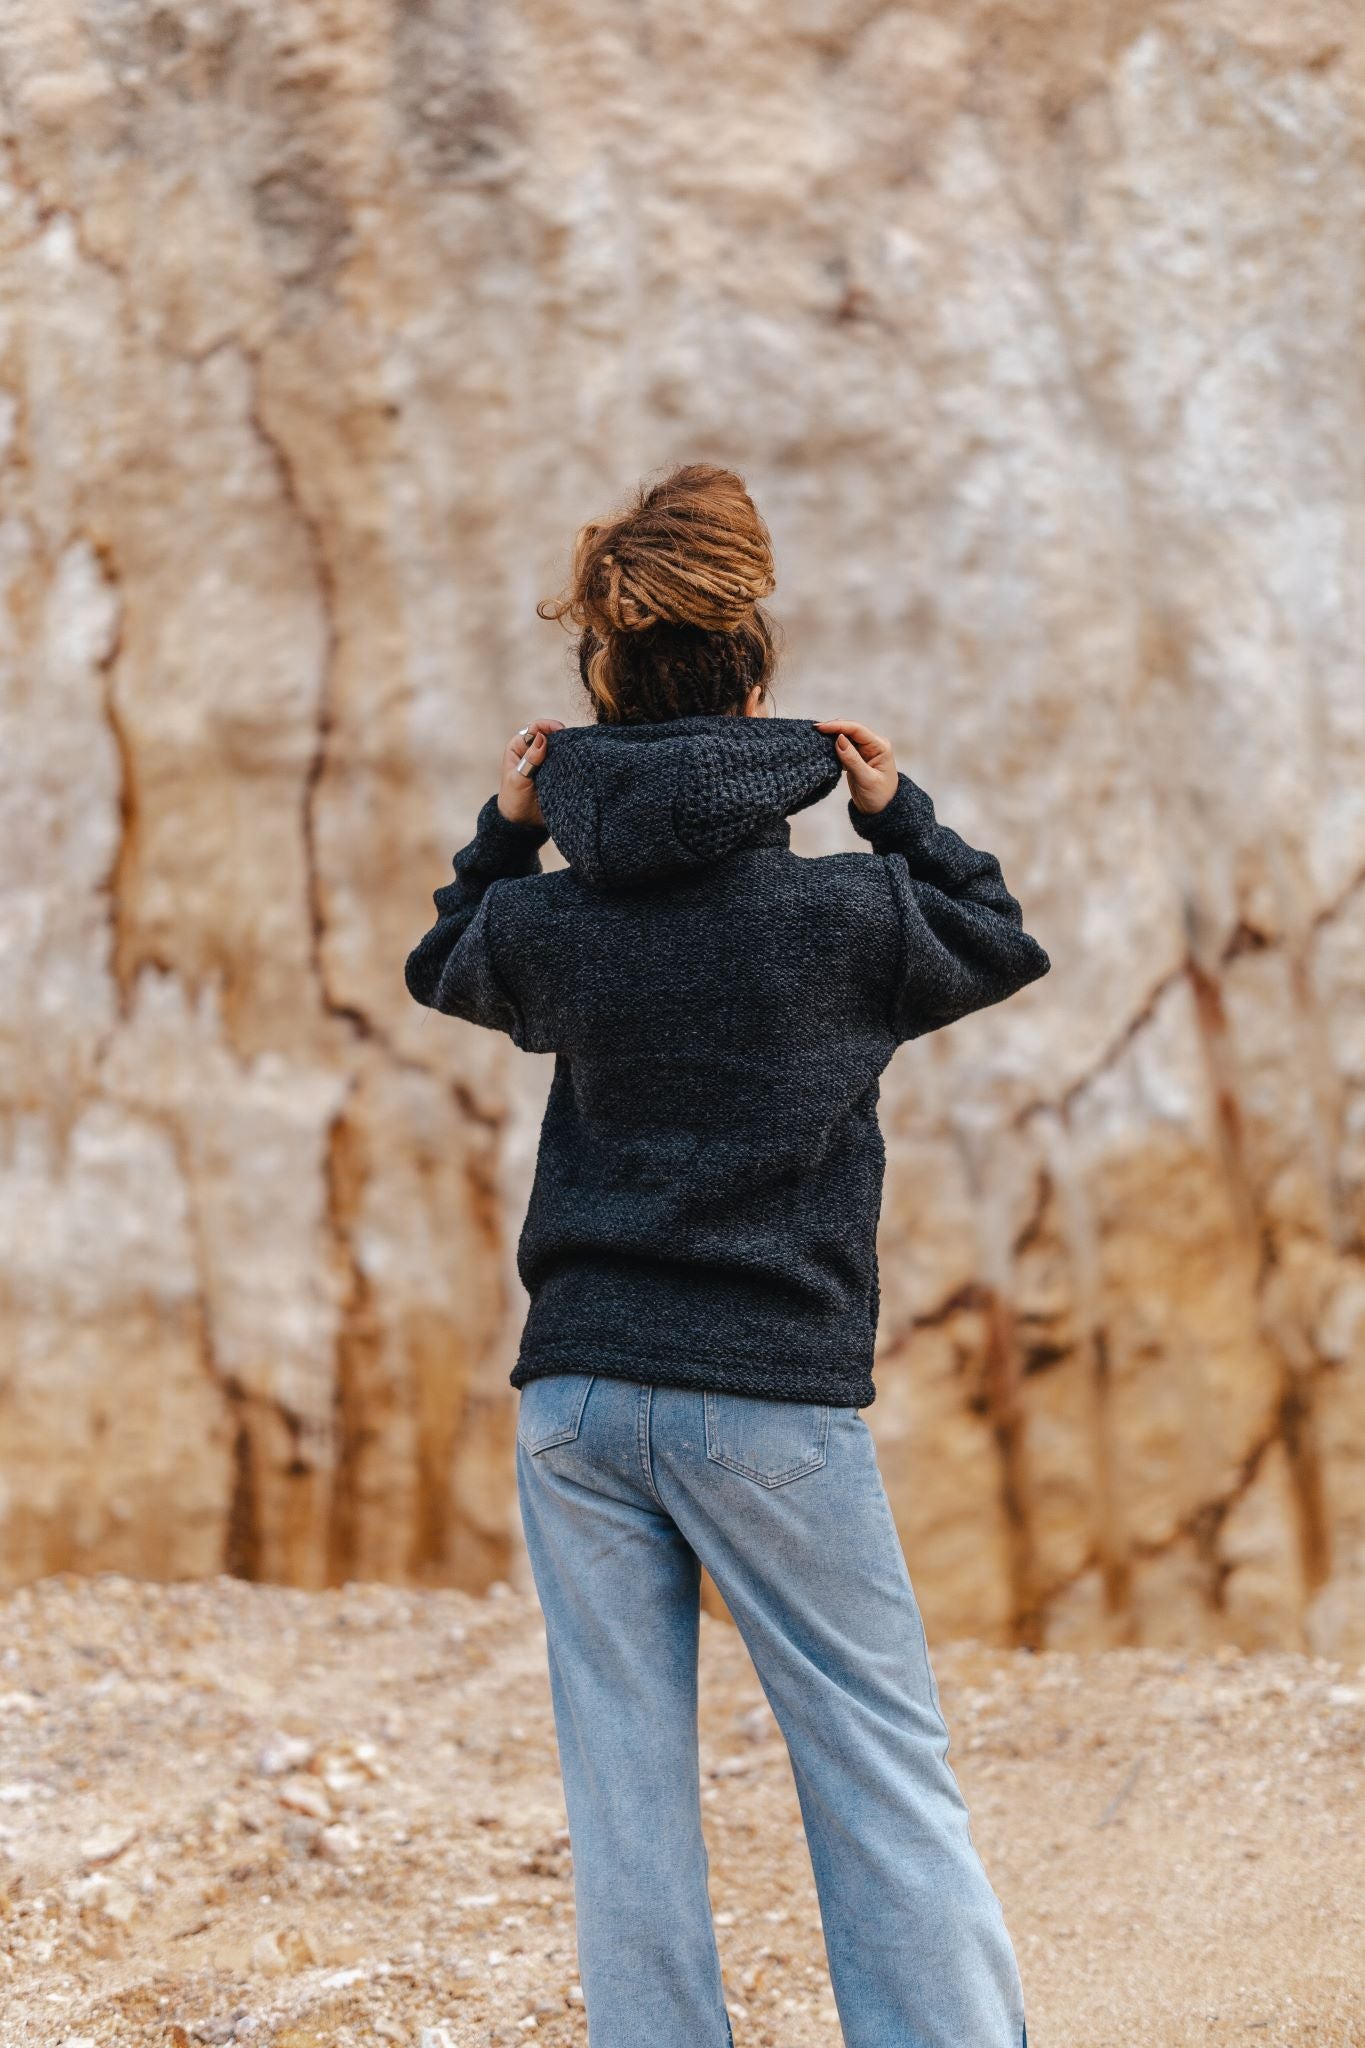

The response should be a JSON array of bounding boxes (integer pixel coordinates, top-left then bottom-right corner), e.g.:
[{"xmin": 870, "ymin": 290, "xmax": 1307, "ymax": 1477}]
[{"xmin": 2, "ymin": 0, "xmax": 1363, "ymax": 1653}]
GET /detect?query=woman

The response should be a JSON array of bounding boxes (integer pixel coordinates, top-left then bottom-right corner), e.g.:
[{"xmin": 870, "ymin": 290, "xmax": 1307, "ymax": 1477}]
[{"xmin": 405, "ymin": 465, "xmax": 1049, "ymax": 2048}]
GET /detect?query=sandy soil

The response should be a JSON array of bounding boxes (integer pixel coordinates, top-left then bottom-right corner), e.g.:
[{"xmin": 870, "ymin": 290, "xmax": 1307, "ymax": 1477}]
[{"xmin": 1, "ymin": 1574, "xmax": 1362, "ymax": 2048}]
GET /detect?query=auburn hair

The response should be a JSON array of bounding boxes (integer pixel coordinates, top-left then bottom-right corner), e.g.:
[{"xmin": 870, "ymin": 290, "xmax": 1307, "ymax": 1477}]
[{"xmin": 537, "ymin": 464, "xmax": 780, "ymax": 723}]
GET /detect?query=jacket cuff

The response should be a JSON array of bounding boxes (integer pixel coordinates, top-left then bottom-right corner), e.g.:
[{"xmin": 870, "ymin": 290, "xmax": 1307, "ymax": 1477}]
[
  {"xmin": 460, "ymin": 792, "xmax": 550, "ymax": 881},
  {"xmin": 847, "ymin": 771, "xmax": 934, "ymax": 851}
]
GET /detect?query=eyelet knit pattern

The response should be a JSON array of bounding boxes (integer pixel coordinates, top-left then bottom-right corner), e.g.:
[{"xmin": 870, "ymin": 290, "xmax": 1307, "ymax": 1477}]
[{"xmin": 405, "ymin": 715, "xmax": 1050, "ymax": 1407}]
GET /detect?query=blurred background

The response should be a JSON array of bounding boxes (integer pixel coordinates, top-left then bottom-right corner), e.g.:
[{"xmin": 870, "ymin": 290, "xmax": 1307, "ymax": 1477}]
[{"xmin": 3, "ymin": 0, "xmax": 1363, "ymax": 1657}]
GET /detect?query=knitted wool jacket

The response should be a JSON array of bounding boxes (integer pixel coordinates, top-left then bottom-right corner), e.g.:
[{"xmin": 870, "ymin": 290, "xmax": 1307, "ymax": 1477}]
[{"xmin": 404, "ymin": 714, "xmax": 1050, "ymax": 1408}]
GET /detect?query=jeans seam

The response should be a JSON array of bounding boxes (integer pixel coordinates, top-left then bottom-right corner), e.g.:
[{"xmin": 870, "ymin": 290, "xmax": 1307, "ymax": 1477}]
[
  {"xmin": 706, "ymin": 1449, "xmax": 828, "ymax": 1487},
  {"xmin": 521, "ymin": 1427, "xmax": 577, "ymax": 1454},
  {"xmin": 637, "ymin": 1383, "xmax": 665, "ymax": 1506}
]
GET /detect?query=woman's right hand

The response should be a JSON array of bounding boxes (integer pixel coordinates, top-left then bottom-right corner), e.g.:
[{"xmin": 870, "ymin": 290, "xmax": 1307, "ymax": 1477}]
[
  {"xmin": 814, "ymin": 719, "xmax": 899, "ymax": 815},
  {"xmin": 497, "ymin": 719, "xmax": 565, "ymax": 827}
]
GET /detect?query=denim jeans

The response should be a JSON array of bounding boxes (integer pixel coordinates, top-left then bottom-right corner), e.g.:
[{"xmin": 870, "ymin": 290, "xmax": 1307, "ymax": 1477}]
[{"xmin": 515, "ymin": 1373, "xmax": 1028, "ymax": 2048}]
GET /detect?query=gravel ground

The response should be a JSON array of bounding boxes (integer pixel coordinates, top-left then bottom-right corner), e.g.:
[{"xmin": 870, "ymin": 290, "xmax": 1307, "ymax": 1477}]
[{"xmin": 1, "ymin": 1574, "xmax": 1362, "ymax": 2047}]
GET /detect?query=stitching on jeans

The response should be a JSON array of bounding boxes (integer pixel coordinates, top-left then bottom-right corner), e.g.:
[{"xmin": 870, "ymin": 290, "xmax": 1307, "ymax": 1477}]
[
  {"xmin": 703, "ymin": 1393, "xmax": 830, "ymax": 1487},
  {"xmin": 636, "ymin": 1384, "xmax": 665, "ymax": 1506},
  {"xmin": 516, "ymin": 1373, "xmax": 596, "ymax": 1454}
]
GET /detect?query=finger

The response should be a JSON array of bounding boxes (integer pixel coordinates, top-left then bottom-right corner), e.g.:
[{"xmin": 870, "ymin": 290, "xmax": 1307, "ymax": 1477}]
[
  {"xmin": 833, "ymin": 731, "xmax": 883, "ymax": 772},
  {"xmin": 511, "ymin": 720, "xmax": 561, "ymax": 769},
  {"xmin": 834, "ymin": 743, "xmax": 882, "ymax": 793},
  {"xmin": 515, "ymin": 730, "xmax": 548, "ymax": 777},
  {"xmin": 818, "ymin": 724, "xmax": 879, "ymax": 749},
  {"xmin": 511, "ymin": 724, "xmax": 556, "ymax": 757},
  {"xmin": 815, "ymin": 719, "xmax": 890, "ymax": 757}
]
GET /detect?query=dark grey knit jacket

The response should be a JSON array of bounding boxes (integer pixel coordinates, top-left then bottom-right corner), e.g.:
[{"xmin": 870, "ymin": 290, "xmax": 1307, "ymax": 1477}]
[{"xmin": 405, "ymin": 715, "xmax": 1050, "ymax": 1408}]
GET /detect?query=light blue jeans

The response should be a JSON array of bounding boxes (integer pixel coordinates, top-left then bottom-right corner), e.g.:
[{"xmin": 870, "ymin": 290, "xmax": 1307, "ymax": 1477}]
[{"xmin": 515, "ymin": 1372, "xmax": 1028, "ymax": 2048}]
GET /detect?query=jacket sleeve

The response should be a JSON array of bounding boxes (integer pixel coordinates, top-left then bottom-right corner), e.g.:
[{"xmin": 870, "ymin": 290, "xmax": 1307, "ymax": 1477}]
[
  {"xmin": 850, "ymin": 772, "xmax": 1050, "ymax": 1043},
  {"xmin": 404, "ymin": 794, "xmax": 550, "ymax": 1038}
]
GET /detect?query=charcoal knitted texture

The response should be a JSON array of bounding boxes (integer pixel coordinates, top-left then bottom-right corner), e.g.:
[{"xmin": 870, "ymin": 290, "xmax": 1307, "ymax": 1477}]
[{"xmin": 404, "ymin": 715, "xmax": 1051, "ymax": 1407}]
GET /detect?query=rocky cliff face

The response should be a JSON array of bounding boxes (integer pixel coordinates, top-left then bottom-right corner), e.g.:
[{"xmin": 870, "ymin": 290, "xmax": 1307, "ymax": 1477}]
[{"xmin": 2, "ymin": 0, "xmax": 1363, "ymax": 1653}]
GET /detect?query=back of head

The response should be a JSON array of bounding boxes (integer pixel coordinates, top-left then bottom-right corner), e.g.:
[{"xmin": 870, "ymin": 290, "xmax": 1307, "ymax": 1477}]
[{"xmin": 537, "ymin": 464, "xmax": 779, "ymax": 723}]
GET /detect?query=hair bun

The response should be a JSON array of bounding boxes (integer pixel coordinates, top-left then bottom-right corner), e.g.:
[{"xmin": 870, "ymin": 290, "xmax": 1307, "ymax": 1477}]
[{"xmin": 539, "ymin": 465, "xmax": 776, "ymax": 642}]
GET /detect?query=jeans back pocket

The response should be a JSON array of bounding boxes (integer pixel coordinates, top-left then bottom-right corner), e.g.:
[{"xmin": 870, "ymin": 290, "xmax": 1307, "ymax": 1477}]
[
  {"xmin": 517, "ymin": 1373, "xmax": 596, "ymax": 1454},
  {"xmin": 704, "ymin": 1390, "xmax": 829, "ymax": 1488}
]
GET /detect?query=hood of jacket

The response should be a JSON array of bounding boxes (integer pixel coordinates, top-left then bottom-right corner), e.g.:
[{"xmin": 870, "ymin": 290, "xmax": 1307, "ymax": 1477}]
[{"xmin": 533, "ymin": 714, "xmax": 845, "ymax": 886}]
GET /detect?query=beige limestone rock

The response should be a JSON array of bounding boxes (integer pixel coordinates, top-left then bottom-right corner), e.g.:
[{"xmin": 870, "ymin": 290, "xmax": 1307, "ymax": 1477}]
[
  {"xmin": 1219, "ymin": 1439, "xmax": 1308, "ymax": 1651},
  {"xmin": 1, "ymin": 1, "xmax": 1364, "ymax": 1653},
  {"xmin": 1127, "ymin": 1539, "xmax": 1223, "ymax": 1654},
  {"xmin": 1019, "ymin": 1350, "xmax": 1100, "ymax": 1601},
  {"xmin": 872, "ymin": 1319, "xmax": 1016, "ymax": 1645}
]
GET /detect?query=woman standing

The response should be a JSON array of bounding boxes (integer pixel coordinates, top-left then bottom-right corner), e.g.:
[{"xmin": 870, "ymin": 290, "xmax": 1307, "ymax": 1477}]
[{"xmin": 405, "ymin": 465, "xmax": 1049, "ymax": 2048}]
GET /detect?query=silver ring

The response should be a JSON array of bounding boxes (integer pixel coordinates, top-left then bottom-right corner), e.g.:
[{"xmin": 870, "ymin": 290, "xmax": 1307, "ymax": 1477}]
[{"xmin": 516, "ymin": 749, "xmax": 536, "ymax": 777}]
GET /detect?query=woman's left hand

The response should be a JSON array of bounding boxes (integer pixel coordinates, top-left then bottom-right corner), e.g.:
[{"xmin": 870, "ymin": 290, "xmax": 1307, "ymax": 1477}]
[{"xmin": 498, "ymin": 719, "xmax": 566, "ymax": 827}]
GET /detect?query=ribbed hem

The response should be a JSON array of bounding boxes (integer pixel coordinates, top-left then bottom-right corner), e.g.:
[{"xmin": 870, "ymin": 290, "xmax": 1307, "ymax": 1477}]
[{"xmin": 511, "ymin": 1335, "xmax": 877, "ymax": 1409}]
